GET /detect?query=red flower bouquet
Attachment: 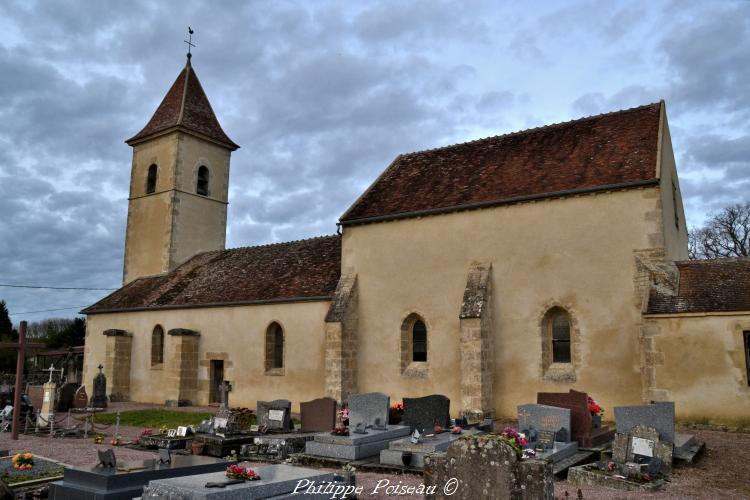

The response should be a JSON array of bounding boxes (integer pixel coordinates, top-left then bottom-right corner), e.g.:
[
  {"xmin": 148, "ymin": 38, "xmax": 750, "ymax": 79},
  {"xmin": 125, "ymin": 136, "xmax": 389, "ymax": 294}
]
[
  {"xmin": 226, "ymin": 465, "xmax": 260, "ymax": 481},
  {"xmin": 587, "ymin": 396, "xmax": 604, "ymax": 417}
]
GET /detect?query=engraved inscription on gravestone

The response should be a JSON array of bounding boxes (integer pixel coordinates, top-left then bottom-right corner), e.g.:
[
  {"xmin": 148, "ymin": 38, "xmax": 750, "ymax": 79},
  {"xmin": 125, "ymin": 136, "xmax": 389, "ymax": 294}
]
[
  {"xmin": 269, "ymin": 409, "xmax": 284, "ymax": 422},
  {"xmin": 631, "ymin": 436, "xmax": 655, "ymax": 457}
]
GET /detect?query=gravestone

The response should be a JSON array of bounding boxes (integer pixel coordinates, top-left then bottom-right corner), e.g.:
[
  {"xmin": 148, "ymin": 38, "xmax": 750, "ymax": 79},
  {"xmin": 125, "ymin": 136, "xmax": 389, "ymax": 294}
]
[
  {"xmin": 380, "ymin": 428, "xmax": 482, "ymax": 469},
  {"xmin": 614, "ymin": 402, "xmax": 675, "ymax": 443},
  {"xmin": 256, "ymin": 400, "xmax": 293, "ymax": 431},
  {"xmin": 348, "ymin": 392, "xmax": 390, "ymax": 430},
  {"xmin": 141, "ymin": 464, "xmax": 347, "ymax": 499},
  {"xmin": 517, "ymin": 404, "xmax": 578, "ymax": 463},
  {"xmin": 91, "ymin": 364, "xmax": 108, "ymax": 408},
  {"xmin": 424, "ymin": 435, "xmax": 554, "ymax": 500},
  {"xmin": 401, "ymin": 394, "xmax": 450, "ymax": 432},
  {"xmin": 300, "ymin": 397, "xmax": 337, "ymax": 432},
  {"xmin": 537, "ymin": 389, "xmax": 613, "ymax": 448},
  {"xmin": 27, "ymin": 385, "xmax": 44, "ymax": 413},
  {"xmin": 57, "ymin": 383, "xmax": 78, "ymax": 412},
  {"xmin": 73, "ymin": 386, "xmax": 88, "ymax": 409},
  {"xmin": 49, "ymin": 455, "xmax": 235, "ymax": 499},
  {"xmin": 612, "ymin": 424, "xmax": 673, "ymax": 473}
]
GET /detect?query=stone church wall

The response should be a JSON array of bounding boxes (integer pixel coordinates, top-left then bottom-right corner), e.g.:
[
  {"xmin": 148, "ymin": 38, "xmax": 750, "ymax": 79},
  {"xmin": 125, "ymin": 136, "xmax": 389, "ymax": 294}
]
[
  {"xmin": 641, "ymin": 313, "xmax": 750, "ymax": 425},
  {"xmin": 341, "ymin": 186, "xmax": 665, "ymax": 419},
  {"xmin": 84, "ymin": 300, "xmax": 330, "ymax": 411}
]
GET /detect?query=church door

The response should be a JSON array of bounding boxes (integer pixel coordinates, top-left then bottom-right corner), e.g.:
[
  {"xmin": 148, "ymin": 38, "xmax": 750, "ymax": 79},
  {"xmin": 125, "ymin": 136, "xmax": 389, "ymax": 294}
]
[{"xmin": 210, "ymin": 360, "xmax": 224, "ymax": 404}]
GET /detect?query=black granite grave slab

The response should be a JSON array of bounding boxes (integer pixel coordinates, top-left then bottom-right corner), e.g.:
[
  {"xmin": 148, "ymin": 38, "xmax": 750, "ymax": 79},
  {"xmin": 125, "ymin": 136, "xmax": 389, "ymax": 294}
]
[
  {"xmin": 401, "ymin": 394, "xmax": 450, "ymax": 432},
  {"xmin": 194, "ymin": 433, "xmax": 256, "ymax": 458},
  {"xmin": 49, "ymin": 455, "xmax": 234, "ymax": 500}
]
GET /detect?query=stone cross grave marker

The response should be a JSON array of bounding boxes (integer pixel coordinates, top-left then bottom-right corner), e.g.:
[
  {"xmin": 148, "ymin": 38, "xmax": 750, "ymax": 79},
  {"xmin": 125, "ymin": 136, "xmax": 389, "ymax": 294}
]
[
  {"xmin": 348, "ymin": 392, "xmax": 390, "ymax": 430},
  {"xmin": 614, "ymin": 401, "xmax": 675, "ymax": 444},
  {"xmin": 401, "ymin": 394, "xmax": 450, "ymax": 432},
  {"xmin": 300, "ymin": 397, "xmax": 337, "ymax": 432},
  {"xmin": 517, "ymin": 404, "xmax": 572, "ymax": 450},
  {"xmin": 256, "ymin": 399, "xmax": 293, "ymax": 431}
]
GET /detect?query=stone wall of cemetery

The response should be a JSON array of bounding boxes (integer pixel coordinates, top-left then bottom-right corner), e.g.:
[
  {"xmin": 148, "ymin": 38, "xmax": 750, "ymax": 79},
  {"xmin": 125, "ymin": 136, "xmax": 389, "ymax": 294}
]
[
  {"xmin": 641, "ymin": 313, "xmax": 750, "ymax": 425},
  {"xmin": 84, "ymin": 300, "xmax": 330, "ymax": 411},
  {"xmin": 341, "ymin": 185, "xmax": 681, "ymax": 418}
]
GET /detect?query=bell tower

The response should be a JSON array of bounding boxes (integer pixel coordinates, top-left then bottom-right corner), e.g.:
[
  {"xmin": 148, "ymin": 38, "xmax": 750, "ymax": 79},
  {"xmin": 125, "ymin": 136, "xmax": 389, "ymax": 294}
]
[{"xmin": 122, "ymin": 54, "xmax": 239, "ymax": 285}]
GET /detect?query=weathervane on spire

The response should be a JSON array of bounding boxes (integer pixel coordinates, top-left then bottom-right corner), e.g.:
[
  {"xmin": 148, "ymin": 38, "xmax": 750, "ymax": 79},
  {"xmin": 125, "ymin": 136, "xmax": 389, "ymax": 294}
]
[{"xmin": 184, "ymin": 26, "xmax": 195, "ymax": 60}]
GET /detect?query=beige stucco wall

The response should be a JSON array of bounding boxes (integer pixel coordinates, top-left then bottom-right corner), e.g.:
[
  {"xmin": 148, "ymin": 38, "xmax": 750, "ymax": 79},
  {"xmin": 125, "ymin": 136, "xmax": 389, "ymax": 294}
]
[
  {"xmin": 656, "ymin": 106, "xmax": 689, "ymax": 262},
  {"xmin": 83, "ymin": 300, "xmax": 330, "ymax": 412},
  {"xmin": 643, "ymin": 313, "xmax": 750, "ymax": 425},
  {"xmin": 341, "ymin": 187, "xmax": 665, "ymax": 420},
  {"xmin": 123, "ymin": 132, "xmax": 231, "ymax": 284}
]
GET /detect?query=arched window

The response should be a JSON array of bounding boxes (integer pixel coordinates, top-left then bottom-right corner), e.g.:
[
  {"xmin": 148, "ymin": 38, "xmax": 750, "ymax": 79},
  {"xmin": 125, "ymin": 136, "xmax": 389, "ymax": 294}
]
[
  {"xmin": 265, "ymin": 322, "xmax": 284, "ymax": 372},
  {"xmin": 551, "ymin": 312, "xmax": 571, "ymax": 363},
  {"xmin": 412, "ymin": 320, "xmax": 427, "ymax": 362},
  {"xmin": 151, "ymin": 325, "xmax": 164, "ymax": 366},
  {"xmin": 146, "ymin": 164, "xmax": 158, "ymax": 194},
  {"xmin": 196, "ymin": 165, "xmax": 209, "ymax": 196}
]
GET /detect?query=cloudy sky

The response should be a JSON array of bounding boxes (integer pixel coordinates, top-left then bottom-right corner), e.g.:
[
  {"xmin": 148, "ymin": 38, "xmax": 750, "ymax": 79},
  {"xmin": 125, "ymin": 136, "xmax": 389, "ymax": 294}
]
[{"xmin": 1, "ymin": 0, "xmax": 748, "ymax": 323}]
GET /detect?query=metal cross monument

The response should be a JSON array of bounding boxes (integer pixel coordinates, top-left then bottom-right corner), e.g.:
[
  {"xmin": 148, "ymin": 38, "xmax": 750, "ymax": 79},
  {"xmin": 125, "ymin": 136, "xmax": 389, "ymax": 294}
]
[{"xmin": 184, "ymin": 26, "xmax": 195, "ymax": 58}]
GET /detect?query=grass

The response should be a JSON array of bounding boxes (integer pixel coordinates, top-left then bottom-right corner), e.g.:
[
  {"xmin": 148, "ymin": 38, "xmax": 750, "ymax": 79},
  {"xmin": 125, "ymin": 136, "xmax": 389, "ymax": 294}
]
[{"xmin": 93, "ymin": 409, "xmax": 212, "ymax": 428}]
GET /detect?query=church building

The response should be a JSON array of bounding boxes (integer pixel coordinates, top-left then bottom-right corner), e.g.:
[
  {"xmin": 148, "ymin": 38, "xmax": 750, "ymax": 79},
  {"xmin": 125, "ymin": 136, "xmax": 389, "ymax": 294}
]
[{"xmin": 82, "ymin": 56, "xmax": 750, "ymax": 425}]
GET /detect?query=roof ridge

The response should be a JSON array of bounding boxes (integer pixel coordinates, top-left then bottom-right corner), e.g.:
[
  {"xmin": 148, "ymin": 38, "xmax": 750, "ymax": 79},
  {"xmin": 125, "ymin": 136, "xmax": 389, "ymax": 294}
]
[
  {"xmin": 399, "ymin": 102, "xmax": 662, "ymax": 158},
  {"xmin": 227, "ymin": 233, "xmax": 340, "ymax": 252},
  {"xmin": 677, "ymin": 256, "xmax": 750, "ymax": 265}
]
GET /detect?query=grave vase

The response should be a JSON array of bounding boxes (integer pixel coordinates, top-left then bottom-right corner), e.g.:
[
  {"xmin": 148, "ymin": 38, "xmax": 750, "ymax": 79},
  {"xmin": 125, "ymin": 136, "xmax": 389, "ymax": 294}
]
[{"xmin": 592, "ymin": 415, "xmax": 601, "ymax": 429}]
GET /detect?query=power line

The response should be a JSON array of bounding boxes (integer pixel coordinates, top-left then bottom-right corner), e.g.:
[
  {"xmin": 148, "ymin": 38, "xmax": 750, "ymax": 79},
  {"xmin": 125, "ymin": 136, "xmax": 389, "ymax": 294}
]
[
  {"xmin": 12, "ymin": 306, "xmax": 88, "ymax": 315},
  {"xmin": 0, "ymin": 284, "xmax": 116, "ymax": 291}
]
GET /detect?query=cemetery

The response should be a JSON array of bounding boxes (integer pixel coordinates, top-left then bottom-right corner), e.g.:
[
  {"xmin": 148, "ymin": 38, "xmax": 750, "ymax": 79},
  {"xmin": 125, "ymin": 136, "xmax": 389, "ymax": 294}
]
[{"xmin": 0, "ymin": 346, "xmax": 743, "ymax": 499}]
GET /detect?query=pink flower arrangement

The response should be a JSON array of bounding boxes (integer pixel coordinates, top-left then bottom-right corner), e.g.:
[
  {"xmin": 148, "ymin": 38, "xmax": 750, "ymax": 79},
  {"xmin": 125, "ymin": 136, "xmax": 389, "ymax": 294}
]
[{"xmin": 451, "ymin": 426, "xmax": 462, "ymax": 434}]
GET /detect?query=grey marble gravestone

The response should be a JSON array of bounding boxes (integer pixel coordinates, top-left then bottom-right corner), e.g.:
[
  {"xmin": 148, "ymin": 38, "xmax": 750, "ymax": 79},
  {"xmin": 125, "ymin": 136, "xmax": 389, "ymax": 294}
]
[
  {"xmin": 300, "ymin": 397, "xmax": 337, "ymax": 432},
  {"xmin": 614, "ymin": 402, "xmax": 675, "ymax": 443},
  {"xmin": 517, "ymin": 403, "xmax": 577, "ymax": 463},
  {"xmin": 141, "ymin": 464, "xmax": 346, "ymax": 499},
  {"xmin": 256, "ymin": 399, "xmax": 293, "ymax": 431},
  {"xmin": 401, "ymin": 394, "xmax": 450, "ymax": 432},
  {"xmin": 348, "ymin": 392, "xmax": 390, "ymax": 430},
  {"xmin": 49, "ymin": 455, "xmax": 235, "ymax": 500},
  {"xmin": 518, "ymin": 404, "xmax": 571, "ymax": 441}
]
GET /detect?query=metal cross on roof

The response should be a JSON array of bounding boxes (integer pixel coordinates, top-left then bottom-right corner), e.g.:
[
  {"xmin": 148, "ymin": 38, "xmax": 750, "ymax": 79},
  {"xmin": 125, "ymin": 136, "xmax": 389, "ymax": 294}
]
[{"xmin": 184, "ymin": 26, "xmax": 195, "ymax": 59}]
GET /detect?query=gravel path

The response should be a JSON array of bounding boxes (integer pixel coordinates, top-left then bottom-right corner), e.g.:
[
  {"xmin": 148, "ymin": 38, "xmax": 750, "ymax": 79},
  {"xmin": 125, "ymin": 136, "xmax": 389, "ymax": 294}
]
[{"xmin": 2, "ymin": 415, "xmax": 749, "ymax": 499}]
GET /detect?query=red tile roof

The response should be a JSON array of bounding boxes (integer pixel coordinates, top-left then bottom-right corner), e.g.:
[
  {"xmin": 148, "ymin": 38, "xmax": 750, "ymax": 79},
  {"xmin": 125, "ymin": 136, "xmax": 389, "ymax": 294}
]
[
  {"xmin": 83, "ymin": 236, "xmax": 340, "ymax": 314},
  {"xmin": 126, "ymin": 58, "xmax": 239, "ymax": 150},
  {"xmin": 340, "ymin": 102, "xmax": 663, "ymax": 224},
  {"xmin": 647, "ymin": 258, "xmax": 750, "ymax": 314}
]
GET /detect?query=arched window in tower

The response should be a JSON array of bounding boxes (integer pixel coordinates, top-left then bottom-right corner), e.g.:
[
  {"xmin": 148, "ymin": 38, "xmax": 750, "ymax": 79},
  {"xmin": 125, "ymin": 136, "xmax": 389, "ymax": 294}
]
[
  {"xmin": 549, "ymin": 309, "xmax": 571, "ymax": 363},
  {"xmin": 265, "ymin": 322, "xmax": 284, "ymax": 373},
  {"xmin": 146, "ymin": 164, "xmax": 158, "ymax": 194},
  {"xmin": 151, "ymin": 325, "xmax": 164, "ymax": 366},
  {"xmin": 412, "ymin": 319, "xmax": 427, "ymax": 362},
  {"xmin": 197, "ymin": 165, "xmax": 209, "ymax": 196}
]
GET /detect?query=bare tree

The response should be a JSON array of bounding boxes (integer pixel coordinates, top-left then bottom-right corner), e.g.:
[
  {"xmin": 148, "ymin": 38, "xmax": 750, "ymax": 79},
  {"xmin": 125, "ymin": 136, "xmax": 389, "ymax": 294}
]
[{"xmin": 689, "ymin": 202, "xmax": 750, "ymax": 259}]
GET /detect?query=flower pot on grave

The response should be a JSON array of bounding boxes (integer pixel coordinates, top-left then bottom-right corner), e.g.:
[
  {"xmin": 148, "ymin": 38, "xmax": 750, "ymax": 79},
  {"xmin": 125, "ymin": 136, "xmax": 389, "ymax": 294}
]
[
  {"xmin": 388, "ymin": 410, "xmax": 402, "ymax": 425},
  {"xmin": 191, "ymin": 441, "xmax": 205, "ymax": 455},
  {"xmin": 591, "ymin": 415, "xmax": 602, "ymax": 429}
]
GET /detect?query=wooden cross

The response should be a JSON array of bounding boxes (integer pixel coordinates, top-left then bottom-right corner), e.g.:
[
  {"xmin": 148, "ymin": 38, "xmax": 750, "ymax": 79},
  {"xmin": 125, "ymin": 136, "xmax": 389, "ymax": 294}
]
[{"xmin": 184, "ymin": 26, "xmax": 195, "ymax": 57}]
